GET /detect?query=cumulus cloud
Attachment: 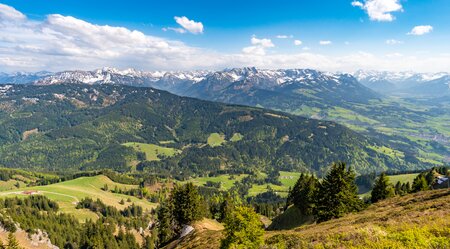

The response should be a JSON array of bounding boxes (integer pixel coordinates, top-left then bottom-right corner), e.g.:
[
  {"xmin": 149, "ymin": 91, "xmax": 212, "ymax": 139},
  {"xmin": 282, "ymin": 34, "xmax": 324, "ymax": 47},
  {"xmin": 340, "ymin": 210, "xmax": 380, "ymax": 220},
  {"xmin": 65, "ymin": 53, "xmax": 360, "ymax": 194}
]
[
  {"xmin": 294, "ymin": 40, "xmax": 303, "ymax": 46},
  {"xmin": 0, "ymin": 3, "xmax": 449, "ymax": 73},
  {"xmin": 319, "ymin": 40, "xmax": 332, "ymax": 45},
  {"xmin": 242, "ymin": 37, "xmax": 275, "ymax": 56},
  {"xmin": 352, "ymin": 0, "xmax": 403, "ymax": 22},
  {"xmin": 408, "ymin": 25, "xmax": 433, "ymax": 36},
  {"xmin": 174, "ymin": 16, "xmax": 203, "ymax": 34},
  {"xmin": 385, "ymin": 39, "xmax": 403, "ymax": 45},
  {"xmin": 0, "ymin": 3, "xmax": 26, "ymax": 21},
  {"xmin": 0, "ymin": 5, "xmax": 220, "ymax": 71}
]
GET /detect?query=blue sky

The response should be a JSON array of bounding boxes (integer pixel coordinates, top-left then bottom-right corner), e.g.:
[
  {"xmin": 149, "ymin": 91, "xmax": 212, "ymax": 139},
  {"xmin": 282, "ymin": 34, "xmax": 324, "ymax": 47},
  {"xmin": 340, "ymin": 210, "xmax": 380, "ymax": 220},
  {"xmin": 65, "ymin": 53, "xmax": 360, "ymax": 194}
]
[{"xmin": 0, "ymin": 0, "xmax": 449, "ymax": 72}]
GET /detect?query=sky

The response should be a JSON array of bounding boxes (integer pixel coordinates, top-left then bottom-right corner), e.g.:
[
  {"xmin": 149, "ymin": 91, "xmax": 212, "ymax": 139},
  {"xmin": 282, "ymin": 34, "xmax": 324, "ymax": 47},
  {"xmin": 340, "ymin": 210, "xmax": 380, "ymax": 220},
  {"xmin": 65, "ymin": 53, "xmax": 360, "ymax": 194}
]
[{"xmin": 0, "ymin": 0, "xmax": 449, "ymax": 73}]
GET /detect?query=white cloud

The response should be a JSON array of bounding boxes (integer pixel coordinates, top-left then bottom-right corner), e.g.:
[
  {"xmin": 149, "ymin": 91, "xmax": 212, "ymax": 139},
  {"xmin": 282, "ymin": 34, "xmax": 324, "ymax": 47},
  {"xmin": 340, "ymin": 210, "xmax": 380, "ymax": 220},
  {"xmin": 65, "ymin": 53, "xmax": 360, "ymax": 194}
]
[
  {"xmin": 174, "ymin": 16, "xmax": 203, "ymax": 34},
  {"xmin": 276, "ymin": 35, "xmax": 293, "ymax": 39},
  {"xmin": 162, "ymin": 27, "xmax": 187, "ymax": 34},
  {"xmin": 294, "ymin": 40, "xmax": 303, "ymax": 46},
  {"xmin": 351, "ymin": 1, "xmax": 364, "ymax": 7},
  {"xmin": 385, "ymin": 39, "xmax": 403, "ymax": 45},
  {"xmin": 242, "ymin": 37, "xmax": 275, "ymax": 56},
  {"xmin": 251, "ymin": 37, "xmax": 275, "ymax": 48},
  {"xmin": 319, "ymin": 40, "xmax": 332, "ymax": 45},
  {"xmin": 352, "ymin": 0, "xmax": 403, "ymax": 22},
  {"xmin": 408, "ymin": 25, "xmax": 433, "ymax": 36},
  {"xmin": 302, "ymin": 47, "xmax": 311, "ymax": 51},
  {"xmin": 0, "ymin": 3, "xmax": 25, "ymax": 21},
  {"xmin": 0, "ymin": 4, "xmax": 449, "ymax": 73},
  {"xmin": 0, "ymin": 5, "xmax": 219, "ymax": 71}
]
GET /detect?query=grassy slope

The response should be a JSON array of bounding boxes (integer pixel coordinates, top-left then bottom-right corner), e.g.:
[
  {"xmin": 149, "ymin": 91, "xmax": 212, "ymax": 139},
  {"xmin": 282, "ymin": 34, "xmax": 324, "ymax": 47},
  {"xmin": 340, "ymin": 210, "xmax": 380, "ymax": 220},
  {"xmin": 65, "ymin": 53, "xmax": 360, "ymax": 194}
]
[
  {"xmin": 185, "ymin": 174, "xmax": 248, "ymax": 190},
  {"xmin": 123, "ymin": 142, "xmax": 180, "ymax": 161},
  {"xmin": 171, "ymin": 189, "xmax": 450, "ymax": 249},
  {"xmin": 182, "ymin": 171, "xmax": 300, "ymax": 197},
  {"xmin": 207, "ymin": 133, "xmax": 226, "ymax": 147},
  {"xmin": 388, "ymin": 173, "xmax": 419, "ymax": 185},
  {"xmin": 229, "ymin": 133, "xmax": 244, "ymax": 142},
  {"xmin": 0, "ymin": 175, "xmax": 156, "ymax": 221}
]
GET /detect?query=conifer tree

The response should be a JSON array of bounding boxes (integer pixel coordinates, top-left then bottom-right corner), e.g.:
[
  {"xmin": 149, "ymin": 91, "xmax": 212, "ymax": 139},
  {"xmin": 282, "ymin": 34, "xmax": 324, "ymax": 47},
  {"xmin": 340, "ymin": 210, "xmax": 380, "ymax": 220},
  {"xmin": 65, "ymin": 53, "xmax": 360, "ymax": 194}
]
[
  {"xmin": 172, "ymin": 183, "xmax": 202, "ymax": 225},
  {"xmin": 404, "ymin": 182, "xmax": 411, "ymax": 193},
  {"xmin": 289, "ymin": 174, "xmax": 318, "ymax": 215},
  {"xmin": 371, "ymin": 173, "xmax": 394, "ymax": 203},
  {"xmin": 315, "ymin": 162, "xmax": 363, "ymax": 222},
  {"xmin": 394, "ymin": 181, "xmax": 402, "ymax": 195},
  {"xmin": 156, "ymin": 202, "xmax": 175, "ymax": 246},
  {"xmin": 7, "ymin": 233, "xmax": 20, "ymax": 249},
  {"xmin": 412, "ymin": 174, "xmax": 429, "ymax": 192}
]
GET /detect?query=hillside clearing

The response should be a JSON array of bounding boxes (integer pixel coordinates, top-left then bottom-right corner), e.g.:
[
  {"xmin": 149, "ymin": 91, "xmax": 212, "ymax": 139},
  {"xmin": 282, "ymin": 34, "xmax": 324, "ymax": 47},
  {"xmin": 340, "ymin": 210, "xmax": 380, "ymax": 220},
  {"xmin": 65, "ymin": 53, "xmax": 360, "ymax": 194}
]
[
  {"xmin": 388, "ymin": 173, "xmax": 419, "ymax": 185},
  {"xmin": 207, "ymin": 133, "xmax": 226, "ymax": 147},
  {"xmin": 0, "ymin": 175, "xmax": 157, "ymax": 221},
  {"xmin": 123, "ymin": 142, "xmax": 180, "ymax": 161}
]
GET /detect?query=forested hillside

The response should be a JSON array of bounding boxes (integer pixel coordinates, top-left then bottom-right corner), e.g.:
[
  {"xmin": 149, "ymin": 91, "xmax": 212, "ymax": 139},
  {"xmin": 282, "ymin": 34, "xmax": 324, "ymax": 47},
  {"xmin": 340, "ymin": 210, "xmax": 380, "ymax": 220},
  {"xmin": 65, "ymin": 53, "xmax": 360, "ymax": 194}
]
[{"xmin": 0, "ymin": 84, "xmax": 427, "ymax": 177}]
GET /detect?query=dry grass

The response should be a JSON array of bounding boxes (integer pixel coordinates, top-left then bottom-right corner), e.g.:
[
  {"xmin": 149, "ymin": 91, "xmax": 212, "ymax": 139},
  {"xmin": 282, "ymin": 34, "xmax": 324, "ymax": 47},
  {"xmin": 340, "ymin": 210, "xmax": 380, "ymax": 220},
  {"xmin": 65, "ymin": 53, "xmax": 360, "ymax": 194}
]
[
  {"xmin": 169, "ymin": 189, "xmax": 450, "ymax": 249},
  {"xmin": 0, "ymin": 229, "xmax": 53, "ymax": 249}
]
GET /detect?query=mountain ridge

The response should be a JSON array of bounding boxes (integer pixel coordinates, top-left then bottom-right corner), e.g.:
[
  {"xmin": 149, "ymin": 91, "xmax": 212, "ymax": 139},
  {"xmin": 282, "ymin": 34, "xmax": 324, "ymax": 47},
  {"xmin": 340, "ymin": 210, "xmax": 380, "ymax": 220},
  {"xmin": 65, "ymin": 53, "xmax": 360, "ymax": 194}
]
[{"xmin": 0, "ymin": 83, "xmax": 423, "ymax": 176}]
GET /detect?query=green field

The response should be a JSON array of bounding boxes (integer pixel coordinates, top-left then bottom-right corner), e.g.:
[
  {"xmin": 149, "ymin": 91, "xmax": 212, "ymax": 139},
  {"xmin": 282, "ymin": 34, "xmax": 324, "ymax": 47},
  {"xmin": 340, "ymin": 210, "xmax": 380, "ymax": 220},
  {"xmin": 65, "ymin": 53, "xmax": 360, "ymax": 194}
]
[
  {"xmin": 248, "ymin": 184, "xmax": 288, "ymax": 197},
  {"xmin": 123, "ymin": 142, "xmax": 180, "ymax": 161},
  {"xmin": 207, "ymin": 133, "xmax": 226, "ymax": 147},
  {"xmin": 229, "ymin": 133, "xmax": 244, "ymax": 142},
  {"xmin": 367, "ymin": 145, "xmax": 405, "ymax": 159},
  {"xmin": 184, "ymin": 174, "xmax": 248, "ymax": 190},
  {"xmin": 0, "ymin": 175, "xmax": 157, "ymax": 221},
  {"xmin": 388, "ymin": 173, "xmax": 419, "ymax": 185},
  {"xmin": 279, "ymin": 171, "xmax": 302, "ymax": 187},
  {"xmin": 184, "ymin": 171, "xmax": 301, "ymax": 197}
]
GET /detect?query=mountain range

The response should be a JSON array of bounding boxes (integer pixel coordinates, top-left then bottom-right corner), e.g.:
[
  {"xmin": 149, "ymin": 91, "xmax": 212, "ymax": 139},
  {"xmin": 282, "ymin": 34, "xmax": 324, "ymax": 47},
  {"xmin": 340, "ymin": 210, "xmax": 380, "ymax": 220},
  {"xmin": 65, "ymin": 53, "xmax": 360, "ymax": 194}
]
[
  {"xmin": 0, "ymin": 67, "xmax": 449, "ymax": 168},
  {"xmin": 353, "ymin": 70, "xmax": 450, "ymax": 96},
  {"xmin": 2, "ymin": 67, "xmax": 449, "ymax": 98}
]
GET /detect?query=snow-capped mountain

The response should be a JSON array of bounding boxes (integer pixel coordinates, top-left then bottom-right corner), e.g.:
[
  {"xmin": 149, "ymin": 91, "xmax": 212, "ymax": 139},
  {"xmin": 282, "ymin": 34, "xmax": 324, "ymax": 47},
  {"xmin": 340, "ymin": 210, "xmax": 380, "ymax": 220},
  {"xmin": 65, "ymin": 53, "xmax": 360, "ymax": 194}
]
[
  {"xmin": 353, "ymin": 70, "xmax": 450, "ymax": 96},
  {"xmin": 33, "ymin": 67, "xmax": 208, "ymax": 88},
  {"xmin": 24, "ymin": 66, "xmax": 379, "ymax": 110},
  {"xmin": 0, "ymin": 71, "xmax": 53, "ymax": 84}
]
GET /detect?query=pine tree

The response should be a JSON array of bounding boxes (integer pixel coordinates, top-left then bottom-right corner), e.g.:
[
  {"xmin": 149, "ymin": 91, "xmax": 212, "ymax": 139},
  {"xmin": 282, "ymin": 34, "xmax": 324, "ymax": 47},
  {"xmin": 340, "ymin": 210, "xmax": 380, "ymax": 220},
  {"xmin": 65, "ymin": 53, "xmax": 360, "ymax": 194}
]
[
  {"xmin": 315, "ymin": 162, "xmax": 364, "ymax": 222},
  {"xmin": 289, "ymin": 174, "xmax": 318, "ymax": 215},
  {"xmin": 7, "ymin": 233, "xmax": 20, "ymax": 249},
  {"xmin": 156, "ymin": 202, "xmax": 175, "ymax": 246},
  {"xmin": 220, "ymin": 206, "xmax": 264, "ymax": 249},
  {"xmin": 371, "ymin": 173, "xmax": 395, "ymax": 203},
  {"xmin": 394, "ymin": 181, "xmax": 402, "ymax": 195},
  {"xmin": 404, "ymin": 182, "xmax": 411, "ymax": 193},
  {"xmin": 412, "ymin": 174, "xmax": 429, "ymax": 192},
  {"xmin": 172, "ymin": 183, "xmax": 203, "ymax": 225}
]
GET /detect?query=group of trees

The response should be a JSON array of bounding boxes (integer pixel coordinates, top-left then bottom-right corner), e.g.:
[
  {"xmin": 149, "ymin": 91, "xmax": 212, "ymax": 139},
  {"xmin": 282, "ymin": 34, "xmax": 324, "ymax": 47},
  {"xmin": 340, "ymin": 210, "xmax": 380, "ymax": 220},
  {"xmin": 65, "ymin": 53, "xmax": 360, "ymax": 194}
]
[
  {"xmin": 286, "ymin": 162, "xmax": 364, "ymax": 222},
  {"xmin": 155, "ymin": 182, "xmax": 266, "ymax": 248},
  {"xmin": 156, "ymin": 183, "xmax": 204, "ymax": 246},
  {"xmin": 0, "ymin": 196, "xmax": 143, "ymax": 248},
  {"xmin": 372, "ymin": 166, "xmax": 449, "ymax": 204}
]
